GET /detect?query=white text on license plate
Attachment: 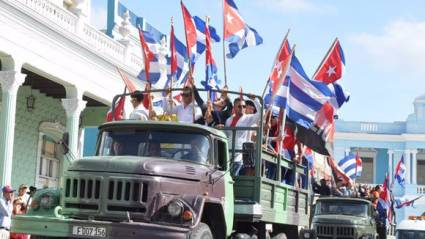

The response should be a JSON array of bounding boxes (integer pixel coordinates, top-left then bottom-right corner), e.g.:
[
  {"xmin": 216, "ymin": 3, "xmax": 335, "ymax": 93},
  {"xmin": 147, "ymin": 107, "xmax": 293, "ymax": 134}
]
[{"xmin": 72, "ymin": 226, "xmax": 106, "ymax": 238}]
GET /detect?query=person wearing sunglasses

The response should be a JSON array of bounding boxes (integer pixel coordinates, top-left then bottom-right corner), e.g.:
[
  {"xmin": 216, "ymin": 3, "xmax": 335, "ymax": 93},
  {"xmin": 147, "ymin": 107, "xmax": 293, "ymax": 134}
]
[
  {"xmin": 163, "ymin": 86, "xmax": 202, "ymax": 123},
  {"xmin": 224, "ymin": 95, "xmax": 261, "ymax": 176}
]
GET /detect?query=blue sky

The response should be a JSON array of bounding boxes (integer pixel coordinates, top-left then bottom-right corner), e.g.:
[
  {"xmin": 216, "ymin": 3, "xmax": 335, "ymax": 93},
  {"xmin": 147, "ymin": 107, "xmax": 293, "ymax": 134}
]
[{"xmin": 90, "ymin": 0, "xmax": 425, "ymax": 123}]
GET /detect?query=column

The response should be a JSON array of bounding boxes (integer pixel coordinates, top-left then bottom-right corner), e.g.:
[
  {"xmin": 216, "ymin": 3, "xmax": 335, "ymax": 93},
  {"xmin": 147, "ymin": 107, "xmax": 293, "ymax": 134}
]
[
  {"xmin": 404, "ymin": 149, "xmax": 411, "ymax": 184},
  {"xmin": 61, "ymin": 94, "xmax": 86, "ymax": 172},
  {"xmin": 411, "ymin": 149, "xmax": 418, "ymax": 184},
  {"xmin": 387, "ymin": 150, "xmax": 394, "ymax": 180},
  {"xmin": 0, "ymin": 71, "xmax": 26, "ymax": 186}
]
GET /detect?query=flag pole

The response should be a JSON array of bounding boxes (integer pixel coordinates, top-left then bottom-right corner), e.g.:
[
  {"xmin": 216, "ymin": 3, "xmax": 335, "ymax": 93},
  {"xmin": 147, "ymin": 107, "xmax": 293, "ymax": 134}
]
[
  {"xmin": 261, "ymin": 29, "xmax": 290, "ymax": 98},
  {"xmin": 169, "ymin": 17, "xmax": 175, "ymax": 115},
  {"xmin": 180, "ymin": 0, "xmax": 196, "ymax": 122},
  {"xmin": 278, "ymin": 46, "xmax": 296, "ymax": 160},
  {"xmin": 311, "ymin": 37, "xmax": 338, "ymax": 80},
  {"xmin": 222, "ymin": 0, "xmax": 228, "ymax": 87}
]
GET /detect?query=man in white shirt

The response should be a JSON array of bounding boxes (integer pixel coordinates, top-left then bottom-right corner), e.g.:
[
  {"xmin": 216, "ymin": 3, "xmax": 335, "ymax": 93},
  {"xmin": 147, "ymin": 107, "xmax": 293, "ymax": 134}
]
[
  {"xmin": 164, "ymin": 86, "xmax": 202, "ymax": 123},
  {"xmin": 0, "ymin": 185, "xmax": 14, "ymax": 239},
  {"xmin": 225, "ymin": 96, "xmax": 261, "ymax": 176},
  {"xmin": 129, "ymin": 90, "xmax": 149, "ymax": 120}
]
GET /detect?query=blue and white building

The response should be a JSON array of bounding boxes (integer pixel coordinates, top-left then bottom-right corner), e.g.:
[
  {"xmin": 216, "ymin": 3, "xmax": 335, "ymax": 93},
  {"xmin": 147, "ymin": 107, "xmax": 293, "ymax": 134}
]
[{"xmin": 335, "ymin": 94, "xmax": 425, "ymax": 222}]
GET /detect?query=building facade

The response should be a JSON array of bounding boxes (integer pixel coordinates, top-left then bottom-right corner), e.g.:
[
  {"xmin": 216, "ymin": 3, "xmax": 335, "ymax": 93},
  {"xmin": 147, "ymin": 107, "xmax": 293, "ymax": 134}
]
[
  {"xmin": 335, "ymin": 94, "xmax": 425, "ymax": 222},
  {"xmin": 0, "ymin": 0, "xmax": 148, "ymax": 190}
]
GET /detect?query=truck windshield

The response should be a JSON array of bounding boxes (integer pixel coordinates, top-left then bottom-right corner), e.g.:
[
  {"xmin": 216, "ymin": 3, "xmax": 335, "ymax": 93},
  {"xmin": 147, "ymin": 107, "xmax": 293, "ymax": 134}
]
[
  {"xmin": 96, "ymin": 129, "xmax": 210, "ymax": 164},
  {"xmin": 397, "ymin": 230, "xmax": 425, "ymax": 239},
  {"xmin": 315, "ymin": 201, "xmax": 369, "ymax": 217}
]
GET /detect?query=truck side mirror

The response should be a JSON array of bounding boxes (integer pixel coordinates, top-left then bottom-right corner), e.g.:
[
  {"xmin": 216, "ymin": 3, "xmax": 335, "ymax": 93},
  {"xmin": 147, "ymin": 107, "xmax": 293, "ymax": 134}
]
[
  {"xmin": 61, "ymin": 132, "xmax": 70, "ymax": 155},
  {"xmin": 242, "ymin": 142, "xmax": 255, "ymax": 167}
]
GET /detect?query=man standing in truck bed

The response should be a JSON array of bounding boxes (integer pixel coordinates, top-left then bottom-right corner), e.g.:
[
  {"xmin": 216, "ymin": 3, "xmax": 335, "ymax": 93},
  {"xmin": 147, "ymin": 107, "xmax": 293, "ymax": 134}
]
[{"xmin": 224, "ymin": 96, "xmax": 261, "ymax": 176}]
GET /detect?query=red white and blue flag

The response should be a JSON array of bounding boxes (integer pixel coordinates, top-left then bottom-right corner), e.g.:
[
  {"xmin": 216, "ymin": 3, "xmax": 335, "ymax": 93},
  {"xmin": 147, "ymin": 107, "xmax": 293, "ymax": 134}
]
[
  {"xmin": 137, "ymin": 24, "xmax": 163, "ymax": 84},
  {"xmin": 201, "ymin": 17, "xmax": 221, "ymax": 101},
  {"xmin": 395, "ymin": 196, "xmax": 422, "ymax": 209},
  {"xmin": 337, "ymin": 153, "xmax": 362, "ymax": 180},
  {"xmin": 312, "ymin": 38, "xmax": 349, "ymax": 110},
  {"xmin": 312, "ymin": 38, "xmax": 345, "ymax": 84},
  {"xmin": 181, "ymin": 1, "xmax": 197, "ymax": 66},
  {"xmin": 264, "ymin": 37, "xmax": 291, "ymax": 108},
  {"xmin": 394, "ymin": 155, "xmax": 406, "ymax": 187},
  {"xmin": 224, "ymin": 0, "xmax": 263, "ymax": 58},
  {"xmin": 377, "ymin": 174, "xmax": 393, "ymax": 224},
  {"xmin": 304, "ymin": 147, "xmax": 315, "ymax": 176}
]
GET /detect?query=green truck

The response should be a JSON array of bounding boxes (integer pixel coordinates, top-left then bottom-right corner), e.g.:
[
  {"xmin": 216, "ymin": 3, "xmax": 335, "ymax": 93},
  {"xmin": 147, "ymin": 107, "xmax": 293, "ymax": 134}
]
[
  {"xmin": 301, "ymin": 197, "xmax": 381, "ymax": 239},
  {"xmin": 12, "ymin": 92, "xmax": 310, "ymax": 239}
]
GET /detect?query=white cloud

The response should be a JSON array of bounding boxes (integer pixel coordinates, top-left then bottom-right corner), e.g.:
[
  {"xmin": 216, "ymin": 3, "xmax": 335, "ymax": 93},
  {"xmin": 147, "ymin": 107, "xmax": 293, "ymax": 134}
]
[
  {"xmin": 351, "ymin": 19, "xmax": 425, "ymax": 76},
  {"xmin": 256, "ymin": 0, "xmax": 336, "ymax": 14},
  {"xmin": 90, "ymin": 5, "xmax": 108, "ymax": 30}
]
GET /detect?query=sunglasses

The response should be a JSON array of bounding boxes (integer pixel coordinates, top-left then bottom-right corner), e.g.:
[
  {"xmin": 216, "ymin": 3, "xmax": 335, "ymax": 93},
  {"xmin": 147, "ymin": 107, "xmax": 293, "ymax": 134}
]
[
  {"xmin": 238, "ymin": 105, "xmax": 246, "ymax": 109},
  {"xmin": 182, "ymin": 93, "xmax": 191, "ymax": 97}
]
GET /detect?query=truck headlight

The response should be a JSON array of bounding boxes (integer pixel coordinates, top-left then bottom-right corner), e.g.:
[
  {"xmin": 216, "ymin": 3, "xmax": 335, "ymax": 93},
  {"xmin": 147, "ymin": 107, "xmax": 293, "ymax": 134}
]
[
  {"xmin": 167, "ymin": 200, "xmax": 183, "ymax": 217},
  {"xmin": 303, "ymin": 232, "xmax": 311, "ymax": 238},
  {"xmin": 39, "ymin": 192, "xmax": 59, "ymax": 209}
]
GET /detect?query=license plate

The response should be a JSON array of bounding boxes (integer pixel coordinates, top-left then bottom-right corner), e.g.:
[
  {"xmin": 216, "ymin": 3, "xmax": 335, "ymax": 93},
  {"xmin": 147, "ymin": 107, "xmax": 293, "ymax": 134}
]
[{"xmin": 72, "ymin": 226, "xmax": 107, "ymax": 238}]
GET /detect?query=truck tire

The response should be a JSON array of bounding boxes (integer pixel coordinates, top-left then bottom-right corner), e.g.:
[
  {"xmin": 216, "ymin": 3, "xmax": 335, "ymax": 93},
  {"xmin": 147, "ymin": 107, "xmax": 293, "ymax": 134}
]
[
  {"xmin": 272, "ymin": 233, "xmax": 287, "ymax": 239},
  {"xmin": 190, "ymin": 222, "xmax": 213, "ymax": 239}
]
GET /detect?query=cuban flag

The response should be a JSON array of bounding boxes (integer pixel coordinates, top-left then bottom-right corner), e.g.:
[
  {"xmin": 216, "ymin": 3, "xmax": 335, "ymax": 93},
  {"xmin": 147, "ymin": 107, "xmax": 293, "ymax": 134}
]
[
  {"xmin": 181, "ymin": 1, "xmax": 197, "ymax": 65},
  {"xmin": 395, "ymin": 196, "xmax": 422, "ymax": 209},
  {"xmin": 394, "ymin": 155, "xmax": 406, "ymax": 187},
  {"xmin": 137, "ymin": 25, "xmax": 164, "ymax": 85},
  {"xmin": 327, "ymin": 82, "xmax": 350, "ymax": 110},
  {"xmin": 377, "ymin": 174, "xmax": 393, "ymax": 224},
  {"xmin": 264, "ymin": 37, "xmax": 291, "ymax": 108},
  {"xmin": 304, "ymin": 147, "xmax": 315, "ymax": 176},
  {"xmin": 337, "ymin": 153, "xmax": 362, "ymax": 180},
  {"xmin": 355, "ymin": 153, "xmax": 362, "ymax": 177},
  {"xmin": 201, "ymin": 17, "xmax": 221, "ymax": 101},
  {"xmin": 312, "ymin": 39, "xmax": 349, "ymax": 110},
  {"xmin": 224, "ymin": 0, "xmax": 263, "ymax": 58},
  {"xmin": 193, "ymin": 16, "xmax": 221, "ymax": 60},
  {"xmin": 312, "ymin": 38, "xmax": 345, "ymax": 84}
]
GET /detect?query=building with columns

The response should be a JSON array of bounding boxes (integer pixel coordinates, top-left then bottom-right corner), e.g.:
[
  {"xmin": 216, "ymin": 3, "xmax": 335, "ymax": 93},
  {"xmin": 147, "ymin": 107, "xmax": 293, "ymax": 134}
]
[
  {"xmin": 0, "ymin": 0, "xmax": 153, "ymax": 189},
  {"xmin": 335, "ymin": 94, "xmax": 425, "ymax": 223}
]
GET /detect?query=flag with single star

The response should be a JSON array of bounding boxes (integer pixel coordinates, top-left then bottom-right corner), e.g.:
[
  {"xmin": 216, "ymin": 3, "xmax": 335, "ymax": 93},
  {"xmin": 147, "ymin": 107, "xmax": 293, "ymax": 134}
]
[
  {"xmin": 312, "ymin": 38, "xmax": 345, "ymax": 84},
  {"xmin": 138, "ymin": 27, "xmax": 156, "ymax": 82},
  {"xmin": 181, "ymin": 1, "xmax": 197, "ymax": 65},
  {"xmin": 224, "ymin": 0, "xmax": 263, "ymax": 58},
  {"xmin": 201, "ymin": 17, "xmax": 221, "ymax": 101},
  {"xmin": 264, "ymin": 37, "xmax": 291, "ymax": 108}
]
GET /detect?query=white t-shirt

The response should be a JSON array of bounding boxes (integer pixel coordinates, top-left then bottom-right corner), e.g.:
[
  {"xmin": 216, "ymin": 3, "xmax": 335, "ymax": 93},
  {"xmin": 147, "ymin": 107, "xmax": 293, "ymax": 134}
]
[
  {"xmin": 225, "ymin": 100, "xmax": 261, "ymax": 162},
  {"xmin": 164, "ymin": 99, "xmax": 202, "ymax": 123},
  {"xmin": 129, "ymin": 104, "xmax": 149, "ymax": 120}
]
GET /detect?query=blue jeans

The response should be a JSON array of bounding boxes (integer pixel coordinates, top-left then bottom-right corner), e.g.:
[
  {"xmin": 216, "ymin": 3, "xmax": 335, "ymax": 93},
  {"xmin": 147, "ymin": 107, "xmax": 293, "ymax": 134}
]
[{"xmin": 231, "ymin": 161, "xmax": 243, "ymax": 176}]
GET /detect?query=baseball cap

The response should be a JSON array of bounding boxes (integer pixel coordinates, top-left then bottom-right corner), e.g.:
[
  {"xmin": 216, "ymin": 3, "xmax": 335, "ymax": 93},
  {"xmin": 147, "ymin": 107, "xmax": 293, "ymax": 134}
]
[{"xmin": 2, "ymin": 185, "xmax": 15, "ymax": 193}]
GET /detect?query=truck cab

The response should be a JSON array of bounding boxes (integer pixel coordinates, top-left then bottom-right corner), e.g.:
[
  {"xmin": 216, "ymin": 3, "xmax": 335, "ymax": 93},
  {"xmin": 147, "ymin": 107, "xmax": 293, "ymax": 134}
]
[
  {"xmin": 396, "ymin": 216, "xmax": 425, "ymax": 239},
  {"xmin": 302, "ymin": 197, "xmax": 378, "ymax": 239}
]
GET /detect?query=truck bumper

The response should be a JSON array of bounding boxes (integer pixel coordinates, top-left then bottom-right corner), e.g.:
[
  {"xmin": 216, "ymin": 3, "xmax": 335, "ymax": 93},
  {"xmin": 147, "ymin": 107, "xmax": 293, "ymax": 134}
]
[{"xmin": 12, "ymin": 215, "xmax": 190, "ymax": 239}]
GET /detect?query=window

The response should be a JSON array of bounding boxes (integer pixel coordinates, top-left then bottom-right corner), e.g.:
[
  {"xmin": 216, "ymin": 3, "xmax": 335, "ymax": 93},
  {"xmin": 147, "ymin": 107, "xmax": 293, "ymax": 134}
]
[
  {"xmin": 356, "ymin": 157, "xmax": 373, "ymax": 184},
  {"xmin": 97, "ymin": 129, "xmax": 211, "ymax": 165},
  {"xmin": 417, "ymin": 160, "xmax": 425, "ymax": 185},
  {"xmin": 37, "ymin": 135, "xmax": 60, "ymax": 188}
]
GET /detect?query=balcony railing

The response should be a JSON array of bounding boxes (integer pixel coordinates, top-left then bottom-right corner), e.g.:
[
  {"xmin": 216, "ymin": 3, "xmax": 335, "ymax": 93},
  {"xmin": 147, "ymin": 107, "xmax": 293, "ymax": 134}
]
[{"xmin": 4, "ymin": 0, "xmax": 143, "ymax": 73}]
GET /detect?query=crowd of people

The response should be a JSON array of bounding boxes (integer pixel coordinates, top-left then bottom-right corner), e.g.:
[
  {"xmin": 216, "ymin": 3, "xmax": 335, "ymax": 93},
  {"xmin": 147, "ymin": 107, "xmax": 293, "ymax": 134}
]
[{"xmin": 0, "ymin": 185, "xmax": 31, "ymax": 239}]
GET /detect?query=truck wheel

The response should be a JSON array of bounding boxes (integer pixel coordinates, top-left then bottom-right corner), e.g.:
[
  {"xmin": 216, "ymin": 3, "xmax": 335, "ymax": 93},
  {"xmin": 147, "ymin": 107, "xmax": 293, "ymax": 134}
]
[
  {"xmin": 190, "ymin": 222, "xmax": 213, "ymax": 239},
  {"xmin": 272, "ymin": 233, "xmax": 287, "ymax": 239}
]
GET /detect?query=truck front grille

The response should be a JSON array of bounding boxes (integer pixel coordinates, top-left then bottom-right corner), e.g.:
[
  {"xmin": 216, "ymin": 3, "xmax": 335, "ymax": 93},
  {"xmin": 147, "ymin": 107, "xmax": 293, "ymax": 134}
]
[
  {"xmin": 63, "ymin": 176, "xmax": 149, "ymax": 217},
  {"xmin": 316, "ymin": 225, "xmax": 355, "ymax": 239}
]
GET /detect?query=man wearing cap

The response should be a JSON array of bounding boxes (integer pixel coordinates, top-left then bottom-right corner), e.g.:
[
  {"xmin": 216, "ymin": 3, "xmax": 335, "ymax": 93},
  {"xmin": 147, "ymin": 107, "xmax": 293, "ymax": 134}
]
[
  {"xmin": 0, "ymin": 185, "xmax": 14, "ymax": 239},
  {"xmin": 164, "ymin": 86, "xmax": 202, "ymax": 123}
]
